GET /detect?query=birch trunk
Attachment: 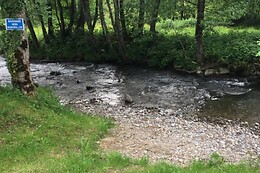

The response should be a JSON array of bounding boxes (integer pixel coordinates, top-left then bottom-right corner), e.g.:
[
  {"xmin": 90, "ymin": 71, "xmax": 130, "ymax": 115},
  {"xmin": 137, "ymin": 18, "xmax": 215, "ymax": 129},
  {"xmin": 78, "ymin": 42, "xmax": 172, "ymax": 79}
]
[{"xmin": 9, "ymin": 13, "xmax": 35, "ymax": 96}]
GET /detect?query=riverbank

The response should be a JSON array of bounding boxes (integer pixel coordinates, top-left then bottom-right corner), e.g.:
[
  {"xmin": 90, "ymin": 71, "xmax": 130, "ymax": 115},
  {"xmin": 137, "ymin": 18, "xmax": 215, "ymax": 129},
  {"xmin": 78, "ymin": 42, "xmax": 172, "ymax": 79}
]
[
  {"xmin": 68, "ymin": 99, "xmax": 260, "ymax": 166},
  {"xmin": 29, "ymin": 26, "xmax": 260, "ymax": 77},
  {"xmin": 0, "ymin": 56, "xmax": 259, "ymax": 168},
  {"xmin": 0, "ymin": 87, "xmax": 259, "ymax": 173}
]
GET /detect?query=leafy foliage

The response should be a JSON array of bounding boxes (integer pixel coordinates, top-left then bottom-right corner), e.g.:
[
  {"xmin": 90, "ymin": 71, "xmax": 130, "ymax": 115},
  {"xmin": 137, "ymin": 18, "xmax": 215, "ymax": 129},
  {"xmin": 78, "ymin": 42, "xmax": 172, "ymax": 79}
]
[
  {"xmin": 1, "ymin": 0, "xmax": 259, "ymax": 75},
  {"xmin": 30, "ymin": 26, "xmax": 260, "ymax": 73},
  {"xmin": 203, "ymin": 30, "xmax": 260, "ymax": 72},
  {"xmin": 257, "ymin": 40, "xmax": 260, "ymax": 57}
]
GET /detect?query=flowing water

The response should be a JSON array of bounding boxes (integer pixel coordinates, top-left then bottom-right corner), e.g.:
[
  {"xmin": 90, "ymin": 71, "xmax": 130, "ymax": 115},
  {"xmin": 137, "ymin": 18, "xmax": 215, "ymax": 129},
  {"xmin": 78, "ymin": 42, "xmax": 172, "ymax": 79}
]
[{"xmin": 0, "ymin": 57, "xmax": 259, "ymax": 129}]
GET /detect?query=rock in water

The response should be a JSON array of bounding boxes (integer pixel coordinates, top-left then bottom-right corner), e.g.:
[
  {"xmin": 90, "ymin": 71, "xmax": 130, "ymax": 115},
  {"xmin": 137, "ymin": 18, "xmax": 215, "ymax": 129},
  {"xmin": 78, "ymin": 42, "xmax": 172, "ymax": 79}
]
[
  {"xmin": 86, "ymin": 86, "xmax": 94, "ymax": 91},
  {"xmin": 219, "ymin": 67, "xmax": 230, "ymax": 75},
  {"xmin": 124, "ymin": 93, "xmax": 133, "ymax": 104},
  {"xmin": 204, "ymin": 69, "xmax": 216, "ymax": 76},
  {"xmin": 50, "ymin": 71, "xmax": 61, "ymax": 76}
]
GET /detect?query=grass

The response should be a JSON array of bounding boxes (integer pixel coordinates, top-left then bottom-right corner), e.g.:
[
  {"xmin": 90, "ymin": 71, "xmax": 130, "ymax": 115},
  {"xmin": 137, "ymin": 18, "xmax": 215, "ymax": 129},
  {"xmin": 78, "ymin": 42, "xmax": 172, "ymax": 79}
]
[
  {"xmin": 0, "ymin": 86, "xmax": 259, "ymax": 172},
  {"xmin": 156, "ymin": 19, "xmax": 260, "ymax": 36}
]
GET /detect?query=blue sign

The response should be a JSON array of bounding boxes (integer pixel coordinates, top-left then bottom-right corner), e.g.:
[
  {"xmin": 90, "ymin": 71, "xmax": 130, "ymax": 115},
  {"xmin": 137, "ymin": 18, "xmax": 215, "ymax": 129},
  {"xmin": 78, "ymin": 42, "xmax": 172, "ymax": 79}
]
[{"xmin": 5, "ymin": 18, "xmax": 25, "ymax": 31}]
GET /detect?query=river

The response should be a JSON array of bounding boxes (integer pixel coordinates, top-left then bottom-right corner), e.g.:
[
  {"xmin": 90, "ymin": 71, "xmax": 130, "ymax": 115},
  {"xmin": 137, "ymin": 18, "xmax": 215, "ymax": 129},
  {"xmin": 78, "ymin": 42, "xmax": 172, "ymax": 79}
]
[{"xmin": 0, "ymin": 56, "xmax": 259, "ymax": 131}]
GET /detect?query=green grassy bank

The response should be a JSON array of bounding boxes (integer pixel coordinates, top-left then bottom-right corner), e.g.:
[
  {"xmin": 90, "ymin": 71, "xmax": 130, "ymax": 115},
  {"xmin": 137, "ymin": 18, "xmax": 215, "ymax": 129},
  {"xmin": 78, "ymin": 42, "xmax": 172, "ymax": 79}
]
[{"xmin": 0, "ymin": 86, "xmax": 259, "ymax": 172}]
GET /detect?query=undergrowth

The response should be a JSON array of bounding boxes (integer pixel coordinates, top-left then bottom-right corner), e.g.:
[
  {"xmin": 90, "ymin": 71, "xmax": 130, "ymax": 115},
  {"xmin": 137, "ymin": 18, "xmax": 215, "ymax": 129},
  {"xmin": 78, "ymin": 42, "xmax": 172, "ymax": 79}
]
[{"xmin": 29, "ymin": 25, "xmax": 260, "ymax": 74}]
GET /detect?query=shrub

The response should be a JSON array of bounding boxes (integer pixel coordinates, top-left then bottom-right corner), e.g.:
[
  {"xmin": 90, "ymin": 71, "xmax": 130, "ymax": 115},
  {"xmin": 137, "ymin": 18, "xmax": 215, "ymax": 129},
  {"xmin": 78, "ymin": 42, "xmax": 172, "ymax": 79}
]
[
  {"xmin": 29, "ymin": 26, "xmax": 259, "ymax": 74},
  {"xmin": 157, "ymin": 19, "xmax": 196, "ymax": 30},
  {"xmin": 204, "ymin": 30, "xmax": 260, "ymax": 69}
]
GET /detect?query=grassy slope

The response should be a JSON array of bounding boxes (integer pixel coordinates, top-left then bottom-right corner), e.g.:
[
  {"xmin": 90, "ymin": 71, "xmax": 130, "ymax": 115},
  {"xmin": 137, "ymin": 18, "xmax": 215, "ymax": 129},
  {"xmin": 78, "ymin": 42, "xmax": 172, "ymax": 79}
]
[{"xmin": 0, "ymin": 86, "xmax": 259, "ymax": 173}]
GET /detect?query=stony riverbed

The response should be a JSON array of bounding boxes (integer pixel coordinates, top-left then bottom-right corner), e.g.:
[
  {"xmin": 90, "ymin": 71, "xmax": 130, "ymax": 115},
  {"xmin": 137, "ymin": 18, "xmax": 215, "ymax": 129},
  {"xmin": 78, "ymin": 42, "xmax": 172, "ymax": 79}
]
[
  {"xmin": 69, "ymin": 101, "xmax": 259, "ymax": 165},
  {"xmin": 0, "ymin": 57, "xmax": 259, "ymax": 165}
]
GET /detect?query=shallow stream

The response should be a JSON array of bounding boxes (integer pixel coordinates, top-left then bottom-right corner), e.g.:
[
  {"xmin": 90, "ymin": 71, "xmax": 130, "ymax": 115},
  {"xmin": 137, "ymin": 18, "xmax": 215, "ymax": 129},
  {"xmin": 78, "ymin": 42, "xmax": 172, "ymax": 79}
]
[{"xmin": 0, "ymin": 57, "xmax": 259, "ymax": 129}]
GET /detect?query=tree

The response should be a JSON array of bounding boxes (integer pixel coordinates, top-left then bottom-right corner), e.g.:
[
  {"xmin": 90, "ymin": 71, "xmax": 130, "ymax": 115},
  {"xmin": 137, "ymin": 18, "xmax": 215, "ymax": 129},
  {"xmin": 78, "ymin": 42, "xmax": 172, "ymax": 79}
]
[
  {"xmin": 0, "ymin": 0, "xmax": 35, "ymax": 96},
  {"xmin": 25, "ymin": 8, "xmax": 40, "ymax": 49},
  {"xmin": 195, "ymin": 0, "xmax": 205, "ymax": 65},
  {"xmin": 99, "ymin": 0, "xmax": 113, "ymax": 49},
  {"xmin": 56, "ymin": 0, "xmax": 66, "ymax": 37},
  {"xmin": 76, "ymin": 0, "xmax": 86, "ymax": 30},
  {"xmin": 84, "ymin": 0, "xmax": 99, "ymax": 52},
  {"xmin": 150, "ymin": 0, "xmax": 161, "ymax": 34},
  {"xmin": 31, "ymin": 0, "xmax": 50, "ymax": 44},
  {"xmin": 47, "ymin": 0, "xmax": 54, "ymax": 38},
  {"xmin": 137, "ymin": 0, "xmax": 145, "ymax": 35},
  {"xmin": 106, "ymin": 0, "xmax": 128, "ymax": 61},
  {"xmin": 119, "ymin": 0, "xmax": 128, "ymax": 40},
  {"xmin": 67, "ymin": 0, "xmax": 76, "ymax": 35}
]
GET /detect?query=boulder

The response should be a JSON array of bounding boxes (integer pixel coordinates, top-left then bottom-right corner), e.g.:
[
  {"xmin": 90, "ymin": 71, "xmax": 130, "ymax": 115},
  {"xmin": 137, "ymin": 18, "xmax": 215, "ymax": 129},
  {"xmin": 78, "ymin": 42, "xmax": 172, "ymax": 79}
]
[
  {"xmin": 219, "ymin": 67, "xmax": 230, "ymax": 75},
  {"xmin": 204, "ymin": 69, "xmax": 217, "ymax": 76},
  {"xmin": 196, "ymin": 70, "xmax": 203, "ymax": 75},
  {"xmin": 86, "ymin": 86, "xmax": 95, "ymax": 91},
  {"xmin": 124, "ymin": 93, "xmax": 133, "ymax": 104},
  {"xmin": 50, "ymin": 71, "xmax": 61, "ymax": 76}
]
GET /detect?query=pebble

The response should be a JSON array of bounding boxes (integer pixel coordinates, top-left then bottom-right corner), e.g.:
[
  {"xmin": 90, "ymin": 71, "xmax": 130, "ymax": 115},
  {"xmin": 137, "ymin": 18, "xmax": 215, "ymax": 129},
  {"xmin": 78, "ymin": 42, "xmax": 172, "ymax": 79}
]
[{"xmin": 67, "ymin": 100, "xmax": 260, "ymax": 166}]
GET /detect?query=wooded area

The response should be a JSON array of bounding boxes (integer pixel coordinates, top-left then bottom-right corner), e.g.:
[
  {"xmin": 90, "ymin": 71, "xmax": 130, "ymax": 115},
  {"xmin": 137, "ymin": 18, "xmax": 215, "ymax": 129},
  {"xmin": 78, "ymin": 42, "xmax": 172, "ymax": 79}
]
[
  {"xmin": 0, "ymin": 0, "xmax": 260, "ymax": 94},
  {"xmin": 1, "ymin": 2, "xmax": 260, "ymax": 172}
]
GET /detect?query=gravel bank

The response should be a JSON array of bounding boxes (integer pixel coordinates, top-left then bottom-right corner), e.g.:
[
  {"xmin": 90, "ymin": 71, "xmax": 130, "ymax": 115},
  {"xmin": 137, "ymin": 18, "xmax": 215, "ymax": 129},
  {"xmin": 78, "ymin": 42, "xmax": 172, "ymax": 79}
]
[{"xmin": 65, "ymin": 100, "xmax": 260, "ymax": 166}]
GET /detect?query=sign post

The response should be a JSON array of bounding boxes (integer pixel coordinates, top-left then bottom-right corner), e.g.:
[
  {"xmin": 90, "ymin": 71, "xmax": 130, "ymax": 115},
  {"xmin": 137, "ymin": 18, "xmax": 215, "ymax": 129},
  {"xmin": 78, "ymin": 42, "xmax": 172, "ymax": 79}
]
[{"xmin": 5, "ymin": 18, "xmax": 25, "ymax": 31}]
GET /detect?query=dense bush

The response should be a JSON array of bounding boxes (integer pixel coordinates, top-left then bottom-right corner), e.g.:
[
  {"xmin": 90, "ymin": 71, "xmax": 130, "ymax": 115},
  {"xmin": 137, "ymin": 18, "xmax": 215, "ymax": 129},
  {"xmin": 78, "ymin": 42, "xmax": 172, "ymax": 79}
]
[
  {"xmin": 29, "ymin": 28, "xmax": 260, "ymax": 74},
  {"xmin": 203, "ymin": 30, "xmax": 260, "ymax": 71},
  {"xmin": 30, "ymin": 33, "xmax": 96, "ymax": 61},
  {"xmin": 127, "ymin": 32, "xmax": 196, "ymax": 70},
  {"xmin": 257, "ymin": 40, "xmax": 260, "ymax": 57},
  {"xmin": 127, "ymin": 30, "xmax": 259, "ymax": 72},
  {"xmin": 157, "ymin": 19, "xmax": 196, "ymax": 30}
]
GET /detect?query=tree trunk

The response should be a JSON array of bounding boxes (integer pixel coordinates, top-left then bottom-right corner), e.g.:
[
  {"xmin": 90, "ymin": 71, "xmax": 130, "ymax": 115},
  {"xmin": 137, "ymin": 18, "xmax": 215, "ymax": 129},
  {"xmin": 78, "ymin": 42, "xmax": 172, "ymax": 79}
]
[
  {"xmin": 119, "ymin": 0, "xmax": 128, "ymax": 40},
  {"xmin": 54, "ymin": 0, "xmax": 61, "ymax": 30},
  {"xmin": 92, "ymin": 0, "xmax": 99, "ymax": 31},
  {"xmin": 76, "ymin": 0, "xmax": 85, "ymax": 30},
  {"xmin": 106, "ymin": 0, "xmax": 115, "ymax": 29},
  {"xmin": 99, "ymin": 0, "xmax": 113, "ymax": 49},
  {"xmin": 67, "ymin": 0, "xmax": 75, "ymax": 35},
  {"xmin": 83, "ymin": 0, "xmax": 99, "ymax": 52},
  {"xmin": 172, "ymin": 0, "xmax": 177, "ymax": 20},
  {"xmin": 57, "ymin": 0, "xmax": 66, "ymax": 37},
  {"xmin": 32, "ymin": 0, "xmax": 50, "ymax": 44},
  {"xmin": 180, "ymin": 0, "xmax": 185, "ymax": 20},
  {"xmin": 13, "ymin": 31, "xmax": 35, "ymax": 95},
  {"xmin": 150, "ymin": 0, "xmax": 161, "ymax": 34},
  {"xmin": 25, "ymin": 10, "xmax": 40, "ymax": 49},
  {"xmin": 84, "ymin": 0, "xmax": 93, "ymax": 32},
  {"xmin": 113, "ymin": 0, "xmax": 128, "ymax": 61},
  {"xmin": 9, "ymin": 13, "xmax": 35, "ymax": 96},
  {"xmin": 106, "ymin": 0, "xmax": 127, "ymax": 59},
  {"xmin": 40, "ymin": 17, "xmax": 50, "ymax": 44},
  {"xmin": 47, "ymin": 0, "xmax": 54, "ymax": 38},
  {"xmin": 1, "ymin": 2, "xmax": 35, "ymax": 96},
  {"xmin": 195, "ymin": 0, "xmax": 205, "ymax": 65},
  {"xmin": 138, "ymin": 0, "xmax": 145, "ymax": 35}
]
